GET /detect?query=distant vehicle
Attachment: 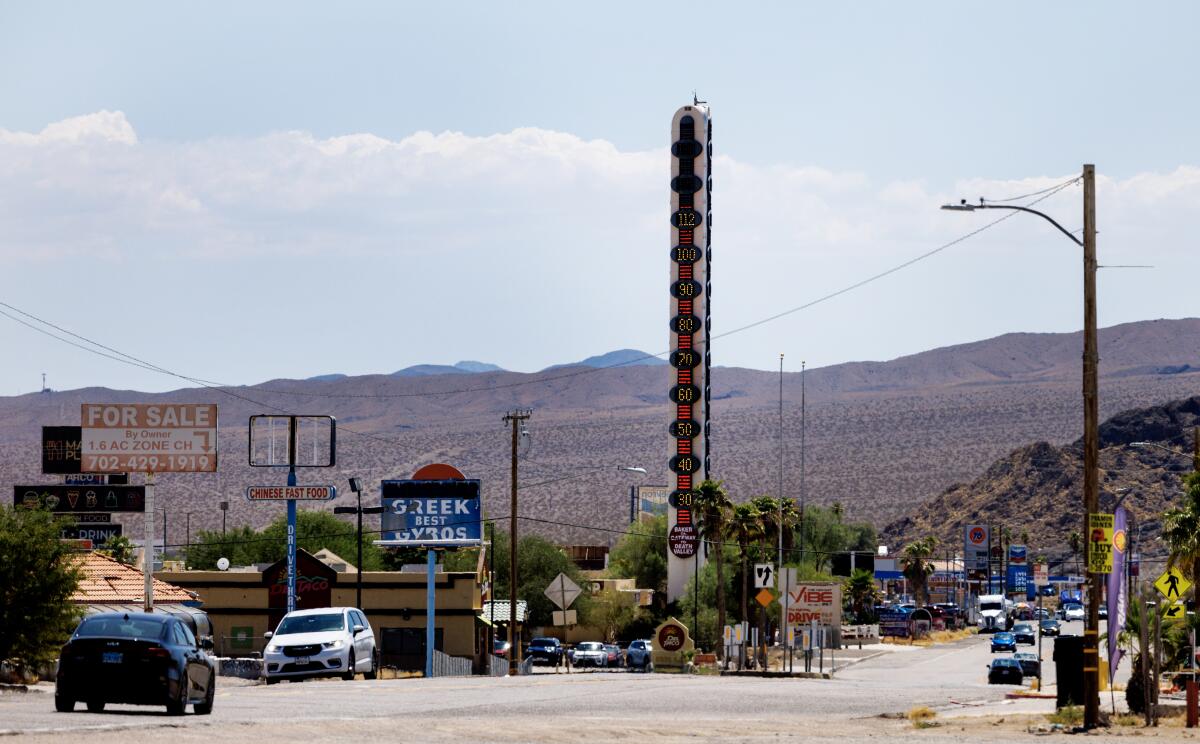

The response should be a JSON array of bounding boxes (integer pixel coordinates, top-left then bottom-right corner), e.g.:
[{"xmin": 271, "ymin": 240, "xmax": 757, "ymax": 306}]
[
  {"xmin": 1060, "ymin": 590, "xmax": 1083, "ymax": 605},
  {"xmin": 570, "ymin": 641, "xmax": 608, "ymax": 668},
  {"xmin": 527, "ymin": 637, "xmax": 565, "ymax": 666},
  {"xmin": 1012, "ymin": 623, "xmax": 1036, "ymax": 645},
  {"xmin": 263, "ymin": 607, "xmax": 378, "ymax": 684},
  {"xmin": 603, "ymin": 643, "xmax": 622, "ymax": 667},
  {"xmin": 976, "ymin": 594, "xmax": 1010, "ymax": 633},
  {"xmin": 987, "ymin": 657, "xmax": 1024, "ymax": 685},
  {"xmin": 1099, "ymin": 605, "xmax": 1108, "ymax": 620},
  {"xmin": 1039, "ymin": 619, "xmax": 1061, "ymax": 637},
  {"xmin": 493, "ymin": 638, "xmax": 511, "ymax": 658},
  {"xmin": 1040, "ymin": 585, "xmax": 1056, "ymax": 597},
  {"xmin": 1063, "ymin": 604, "xmax": 1085, "ymax": 622},
  {"xmin": 990, "ymin": 632, "xmax": 1017, "ymax": 653},
  {"xmin": 55, "ymin": 612, "xmax": 215, "ymax": 715},
  {"xmin": 1034, "ymin": 607, "xmax": 1051, "ymax": 620},
  {"xmin": 1013, "ymin": 652, "xmax": 1041, "ymax": 678},
  {"xmin": 625, "ymin": 639, "xmax": 653, "ymax": 671}
]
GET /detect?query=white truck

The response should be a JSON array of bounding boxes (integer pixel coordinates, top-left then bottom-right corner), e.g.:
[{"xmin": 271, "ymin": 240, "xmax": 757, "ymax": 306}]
[{"xmin": 975, "ymin": 594, "xmax": 1010, "ymax": 633}]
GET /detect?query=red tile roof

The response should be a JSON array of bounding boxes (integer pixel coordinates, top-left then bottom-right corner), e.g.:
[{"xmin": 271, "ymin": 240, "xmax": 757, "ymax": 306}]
[{"xmin": 74, "ymin": 553, "xmax": 195, "ymax": 605}]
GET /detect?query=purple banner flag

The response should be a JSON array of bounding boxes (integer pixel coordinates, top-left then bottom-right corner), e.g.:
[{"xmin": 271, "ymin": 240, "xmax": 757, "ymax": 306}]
[{"xmin": 1107, "ymin": 506, "xmax": 1129, "ymax": 682}]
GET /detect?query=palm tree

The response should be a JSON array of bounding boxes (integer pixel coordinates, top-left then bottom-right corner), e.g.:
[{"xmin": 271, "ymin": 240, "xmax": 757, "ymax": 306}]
[
  {"xmin": 846, "ymin": 568, "xmax": 879, "ymax": 621},
  {"xmin": 1068, "ymin": 531, "xmax": 1083, "ymax": 575},
  {"xmin": 1161, "ymin": 472, "xmax": 1200, "ymax": 604},
  {"xmin": 695, "ymin": 479, "xmax": 732, "ymax": 659},
  {"xmin": 900, "ymin": 536, "xmax": 938, "ymax": 606},
  {"xmin": 729, "ymin": 501, "xmax": 762, "ymax": 665}
]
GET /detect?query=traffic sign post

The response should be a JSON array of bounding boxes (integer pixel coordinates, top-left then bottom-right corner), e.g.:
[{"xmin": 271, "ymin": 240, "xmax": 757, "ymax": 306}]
[{"xmin": 1156, "ymin": 567, "xmax": 1192, "ymax": 602}]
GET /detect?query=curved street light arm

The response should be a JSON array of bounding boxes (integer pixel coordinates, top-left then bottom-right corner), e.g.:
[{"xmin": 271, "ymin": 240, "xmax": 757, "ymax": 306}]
[{"xmin": 973, "ymin": 203, "xmax": 1084, "ymax": 247}]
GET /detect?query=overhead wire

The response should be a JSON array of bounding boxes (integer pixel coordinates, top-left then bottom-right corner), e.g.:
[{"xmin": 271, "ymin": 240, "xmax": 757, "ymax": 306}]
[{"xmin": 0, "ymin": 177, "xmax": 1077, "ymax": 404}]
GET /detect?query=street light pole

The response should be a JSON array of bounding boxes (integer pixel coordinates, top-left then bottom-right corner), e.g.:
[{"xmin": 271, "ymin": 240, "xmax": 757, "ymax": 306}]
[
  {"xmin": 943, "ymin": 164, "xmax": 1101, "ymax": 727},
  {"xmin": 334, "ymin": 478, "xmax": 384, "ymax": 611}
]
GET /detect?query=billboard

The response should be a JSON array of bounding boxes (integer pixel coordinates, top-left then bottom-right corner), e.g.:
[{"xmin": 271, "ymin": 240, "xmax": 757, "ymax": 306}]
[
  {"xmin": 631, "ymin": 485, "xmax": 669, "ymax": 524},
  {"xmin": 963, "ymin": 524, "xmax": 989, "ymax": 571},
  {"xmin": 782, "ymin": 579, "xmax": 843, "ymax": 626},
  {"xmin": 377, "ymin": 479, "xmax": 482, "ymax": 547},
  {"xmin": 14, "ymin": 485, "xmax": 146, "ymax": 513}
]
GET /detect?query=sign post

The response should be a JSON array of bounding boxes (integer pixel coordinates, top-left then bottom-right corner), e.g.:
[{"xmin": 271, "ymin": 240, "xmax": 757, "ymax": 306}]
[
  {"xmin": 81, "ymin": 404, "xmax": 219, "ymax": 612},
  {"xmin": 248, "ymin": 414, "xmax": 336, "ymax": 618},
  {"xmin": 375, "ymin": 467, "xmax": 482, "ymax": 678}
]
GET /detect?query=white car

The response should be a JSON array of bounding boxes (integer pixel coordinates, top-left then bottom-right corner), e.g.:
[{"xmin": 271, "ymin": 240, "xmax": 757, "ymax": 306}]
[
  {"xmin": 263, "ymin": 607, "xmax": 378, "ymax": 683},
  {"xmin": 570, "ymin": 641, "xmax": 608, "ymax": 668},
  {"xmin": 1064, "ymin": 604, "xmax": 1085, "ymax": 622}
]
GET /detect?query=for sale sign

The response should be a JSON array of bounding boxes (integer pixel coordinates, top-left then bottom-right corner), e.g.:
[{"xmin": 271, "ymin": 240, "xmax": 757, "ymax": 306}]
[{"xmin": 782, "ymin": 578, "xmax": 843, "ymax": 626}]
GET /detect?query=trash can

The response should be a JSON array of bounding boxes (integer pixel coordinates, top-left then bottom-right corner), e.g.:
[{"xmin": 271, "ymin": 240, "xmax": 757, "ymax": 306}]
[{"xmin": 1053, "ymin": 635, "xmax": 1084, "ymax": 707}]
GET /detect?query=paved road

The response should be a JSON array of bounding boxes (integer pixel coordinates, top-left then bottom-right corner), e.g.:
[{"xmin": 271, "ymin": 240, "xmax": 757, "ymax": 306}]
[{"xmin": 0, "ymin": 629, "xmax": 1119, "ymax": 743}]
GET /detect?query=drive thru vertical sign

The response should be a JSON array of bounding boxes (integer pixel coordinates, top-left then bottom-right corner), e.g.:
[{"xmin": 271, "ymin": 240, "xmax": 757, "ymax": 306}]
[{"xmin": 81, "ymin": 404, "xmax": 217, "ymax": 473}]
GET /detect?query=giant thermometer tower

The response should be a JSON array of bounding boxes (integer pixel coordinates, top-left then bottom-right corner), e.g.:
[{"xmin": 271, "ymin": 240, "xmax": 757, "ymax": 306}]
[{"xmin": 666, "ymin": 104, "xmax": 711, "ymax": 601}]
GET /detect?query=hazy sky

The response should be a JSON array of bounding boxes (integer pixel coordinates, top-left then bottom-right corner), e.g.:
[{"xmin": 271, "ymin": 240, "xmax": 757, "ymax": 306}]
[{"xmin": 1, "ymin": 2, "xmax": 1198, "ymax": 395}]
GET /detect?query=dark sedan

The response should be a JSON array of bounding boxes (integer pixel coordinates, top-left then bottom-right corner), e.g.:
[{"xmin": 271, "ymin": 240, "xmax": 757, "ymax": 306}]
[
  {"xmin": 987, "ymin": 657, "xmax": 1024, "ymax": 685},
  {"xmin": 1012, "ymin": 623, "xmax": 1036, "ymax": 645},
  {"xmin": 1013, "ymin": 652, "xmax": 1041, "ymax": 678},
  {"xmin": 1040, "ymin": 618, "xmax": 1061, "ymax": 637},
  {"xmin": 990, "ymin": 631, "xmax": 1017, "ymax": 653},
  {"xmin": 56, "ymin": 612, "xmax": 215, "ymax": 715}
]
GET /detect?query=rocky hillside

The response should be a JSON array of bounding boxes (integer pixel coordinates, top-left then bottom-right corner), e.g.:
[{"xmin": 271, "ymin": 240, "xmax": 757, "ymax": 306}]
[{"xmin": 883, "ymin": 396, "xmax": 1200, "ymax": 559}]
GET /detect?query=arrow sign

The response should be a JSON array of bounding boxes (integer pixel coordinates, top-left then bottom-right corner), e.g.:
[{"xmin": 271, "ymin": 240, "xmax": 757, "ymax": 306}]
[
  {"xmin": 754, "ymin": 563, "xmax": 775, "ymax": 589},
  {"xmin": 544, "ymin": 572, "xmax": 582, "ymax": 610},
  {"xmin": 1165, "ymin": 602, "xmax": 1185, "ymax": 619}
]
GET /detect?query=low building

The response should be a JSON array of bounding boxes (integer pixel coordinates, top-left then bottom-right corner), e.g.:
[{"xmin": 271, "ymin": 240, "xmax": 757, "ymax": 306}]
[
  {"xmin": 74, "ymin": 552, "xmax": 210, "ymax": 637},
  {"xmin": 158, "ymin": 549, "xmax": 485, "ymax": 672}
]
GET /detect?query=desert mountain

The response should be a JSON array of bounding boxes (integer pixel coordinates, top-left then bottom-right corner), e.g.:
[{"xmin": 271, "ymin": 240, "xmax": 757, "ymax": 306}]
[
  {"xmin": 882, "ymin": 395, "xmax": 1200, "ymax": 563},
  {"xmin": 1, "ymin": 318, "xmax": 1199, "ymax": 550}
]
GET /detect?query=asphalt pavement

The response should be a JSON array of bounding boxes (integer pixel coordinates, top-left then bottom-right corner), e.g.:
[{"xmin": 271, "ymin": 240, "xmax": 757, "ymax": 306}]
[{"xmin": 0, "ymin": 624, "xmax": 1136, "ymax": 743}]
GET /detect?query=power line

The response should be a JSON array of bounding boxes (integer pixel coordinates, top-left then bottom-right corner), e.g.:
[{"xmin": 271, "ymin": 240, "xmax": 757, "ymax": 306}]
[
  {"xmin": 979, "ymin": 175, "xmax": 1082, "ymax": 204},
  {"xmin": 0, "ymin": 184, "xmax": 1063, "ymax": 403}
]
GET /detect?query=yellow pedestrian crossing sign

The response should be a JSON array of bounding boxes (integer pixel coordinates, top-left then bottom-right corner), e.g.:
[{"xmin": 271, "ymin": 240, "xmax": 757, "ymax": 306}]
[{"xmin": 1155, "ymin": 567, "xmax": 1191, "ymax": 601}]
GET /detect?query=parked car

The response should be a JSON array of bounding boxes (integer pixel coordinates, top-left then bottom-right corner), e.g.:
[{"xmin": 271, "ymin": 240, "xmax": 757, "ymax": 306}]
[
  {"xmin": 625, "ymin": 639, "xmax": 653, "ymax": 671},
  {"xmin": 570, "ymin": 641, "xmax": 608, "ymax": 668},
  {"xmin": 55, "ymin": 612, "xmax": 216, "ymax": 715},
  {"xmin": 527, "ymin": 637, "xmax": 565, "ymax": 665},
  {"xmin": 493, "ymin": 638, "xmax": 511, "ymax": 658},
  {"xmin": 987, "ymin": 657, "xmax": 1025, "ymax": 684},
  {"xmin": 1011, "ymin": 623, "xmax": 1036, "ymax": 645},
  {"xmin": 603, "ymin": 643, "xmax": 622, "ymax": 667},
  {"xmin": 1039, "ymin": 619, "xmax": 1061, "ymax": 637},
  {"xmin": 990, "ymin": 632, "xmax": 1017, "ymax": 653},
  {"xmin": 1013, "ymin": 652, "xmax": 1041, "ymax": 678},
  {"xmin": 263, "ymin": 607, "xmax": 377, "ymax": 684}
]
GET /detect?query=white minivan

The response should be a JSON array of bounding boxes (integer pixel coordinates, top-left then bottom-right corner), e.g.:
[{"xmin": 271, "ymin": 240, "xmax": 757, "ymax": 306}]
[{"xmin": 263, "ymin": 607, "xmax": 378, "ymax": 683}]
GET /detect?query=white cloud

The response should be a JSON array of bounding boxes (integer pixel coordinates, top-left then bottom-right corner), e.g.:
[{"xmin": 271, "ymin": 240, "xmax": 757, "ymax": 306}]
[{"xmin": 0, "ymin": 111, "xmax": 1196, "ymax": 391}]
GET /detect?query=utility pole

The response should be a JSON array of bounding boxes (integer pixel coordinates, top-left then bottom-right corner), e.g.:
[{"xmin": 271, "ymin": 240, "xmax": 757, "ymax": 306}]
[
  {"xmin": 799, "ymin": 360, "xmax": 806, "ymax": 563},
  {"xmin": 1081, "ymin": 164, "xmax": 1101, "ymax": 728},
  {"xmin": 503, "ymin": 409, "xmax": 532, "ymax": 674}
]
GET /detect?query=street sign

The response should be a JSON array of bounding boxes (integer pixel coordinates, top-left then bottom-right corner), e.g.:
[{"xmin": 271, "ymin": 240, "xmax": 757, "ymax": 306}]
[
  {"xmin": 59, "ymin": 522, "xmax": 123, "ymax": 547},
  {"xmin": 377, "ymin": 479, "xmax": 483, "ymax": 547},
  {"xmin": 81, "ymin": 404, "xmax": 217, "ymax": 473},
  {"xmin": 754, "ymin": 563, "xmax": 775, "ymax": 589},
  {"xmin": 755, "ymin": 587, "xmax": 775, "ymax": 607},
  {"xmin": 245, "ymin": 486, "xmax": 336, "ymax": 501},
  {"xmin": 14, "ymin": 485, "xmax": 146, "ymax": 513},
  {"xmin": 1164, "ymin": 602, "xmax": 1186, "ymax": 619},
  {"xmin": 552, "ymin": 609, "xmax": 578, "ymax": 626},
  {"xmin": 668, "ymin": 523, "xmax": 698, "ymax": 558},
  {"xmin": 544, "ymin": 573, "xmax": 582, "ymax": 610},
  {"xmin": 1088, "ymin": 512, "xmax": 1114, "ymax": 574},
  {"xmin": 1155, "ymin": 567, "xmax": 1192, "ymax": 601}
]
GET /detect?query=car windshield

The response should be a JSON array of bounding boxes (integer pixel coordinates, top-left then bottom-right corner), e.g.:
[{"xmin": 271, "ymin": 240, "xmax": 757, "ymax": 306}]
[
  {"xmin": 1014, "ymin": 624, "xmax": 1032, "ymax": 631},
  {"xmin": 995, "ymin": 633, "xmax": 1013, "ymax": 639},
  {"xmin": 531, "ymin": 638, "xmax": 555, "ymax": 646},
  {"xmin": 993, "ymin": 659, "xmax": 1018, "ymax": 668},
  {"xmin": 276, "ymin": 612, "xmax": 344, "ymax": 635},
  {"xmin": 578, "ymin": 642, "xmax": 603, "ymax": 651},
  {"xmin": 980, "ymin": 601, "xmax": 1002, "ymax": 611},
  {"xmin": 76, "ymin": 616, "xmax": 168, "ymax": 640}
]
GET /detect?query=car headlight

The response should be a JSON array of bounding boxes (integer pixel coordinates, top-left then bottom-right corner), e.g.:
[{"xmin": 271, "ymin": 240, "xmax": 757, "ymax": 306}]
[
  {"xmin": 322, "ymin": 640, "xmax": 344, "ymax": 650},
  {"xmin": 265, "ymin": 644, "xmax": 278, "ymax": 654}
]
